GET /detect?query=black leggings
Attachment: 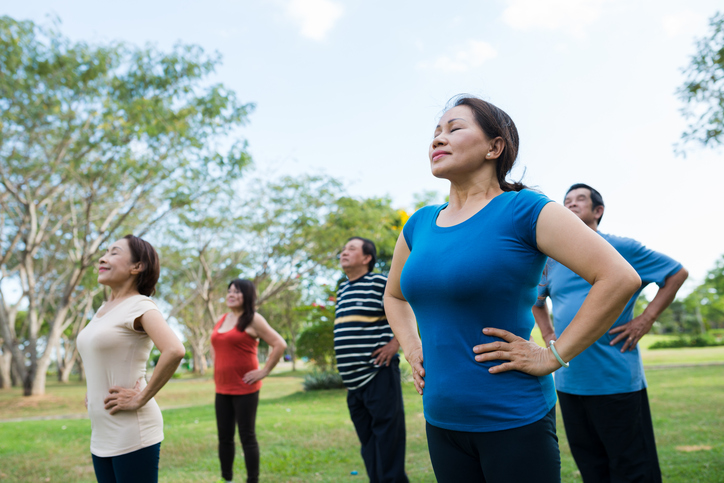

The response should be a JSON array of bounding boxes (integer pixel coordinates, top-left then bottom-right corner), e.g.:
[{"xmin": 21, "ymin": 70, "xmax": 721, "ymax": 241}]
[
  {"xmin": 426, "ymin": 407, "xmax": 560, "ymax": 483},
  {"xmin": 215, "ymin": 392, "xmax": 260, "ymax": 483},
  {"xmin": 91, "ymin": 442, "xmax": 161, "ymax": 483}
]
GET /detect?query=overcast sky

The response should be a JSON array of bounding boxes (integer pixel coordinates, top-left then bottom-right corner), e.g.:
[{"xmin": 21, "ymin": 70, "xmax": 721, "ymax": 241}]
[{"xmin": 4, "ymin": 0, "xmax": 723, "ymax": 296}]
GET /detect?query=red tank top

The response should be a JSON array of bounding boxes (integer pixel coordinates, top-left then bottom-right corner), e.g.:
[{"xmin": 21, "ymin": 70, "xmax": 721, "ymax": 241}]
[{"xmin": 211, "ymin": 314, "xmax": 262, "ymax": 395}]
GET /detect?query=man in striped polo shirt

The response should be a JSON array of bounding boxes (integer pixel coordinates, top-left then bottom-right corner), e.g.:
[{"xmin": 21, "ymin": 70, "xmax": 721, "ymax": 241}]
[{"xmin": 335, "ymin": 236, "xmax": 408, "ymax": 483}]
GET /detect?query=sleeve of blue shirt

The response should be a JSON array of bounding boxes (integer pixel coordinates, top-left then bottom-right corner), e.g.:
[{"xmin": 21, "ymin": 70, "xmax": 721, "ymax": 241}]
[
  {"xmin": 403, "ymin": 205, "xmax": 433, "ymax": 250},
  {"xmin": 612, "ymin": 236, "xmax": 683, "ymax": 288},
  {"xmin": 512, "ymin": 189, "xmax": 553, "ymax": 250}
]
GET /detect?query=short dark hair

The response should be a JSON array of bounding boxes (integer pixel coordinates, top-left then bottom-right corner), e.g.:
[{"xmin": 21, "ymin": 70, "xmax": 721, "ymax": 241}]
[
  {"xmin": 123, "ymin": 234, "xmax": 160, "ymax": 296},
  {"xmin": 348, "ymin": 236, "xmax": 377, "ymax": 272},
  {"xmin": 566, "ymin": 183, "xmax": 605, "ymax": 224},
  {"xmin": 228, "ymin": 279, "xmax": 257, "ymax": 332}
]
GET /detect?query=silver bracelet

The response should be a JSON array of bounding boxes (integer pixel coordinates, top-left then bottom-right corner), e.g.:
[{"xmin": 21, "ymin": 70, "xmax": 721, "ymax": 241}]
[{"xmin": 549, "ymin": 340, "xmax": 569, "ymax": 368}]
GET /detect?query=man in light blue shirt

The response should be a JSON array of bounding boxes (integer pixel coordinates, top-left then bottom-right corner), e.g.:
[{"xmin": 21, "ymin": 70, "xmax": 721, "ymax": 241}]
[{"xmin": 534, "ymin": 183, "xmax": 688, "ymax": 483}]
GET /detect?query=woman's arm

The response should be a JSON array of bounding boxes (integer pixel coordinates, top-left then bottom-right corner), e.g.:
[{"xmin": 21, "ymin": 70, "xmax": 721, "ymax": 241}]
[
  {"xmin": 384, "ymin": 232, "xmax": 425, "ymax": 395},
  {"xmin": 243, "ymin": 313, "xmax": 287, "ymax": 384},
  {"xmin": 474, "ymin": 202, "xmax": 641, "ymax": 375},
  {"xmin": 104, "ymin": 309, "xmax": 185, "ymax": 414}
]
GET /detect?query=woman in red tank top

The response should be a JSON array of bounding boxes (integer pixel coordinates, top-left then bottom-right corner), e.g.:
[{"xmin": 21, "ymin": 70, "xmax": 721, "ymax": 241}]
[{"xmin": 211, "ymin": 279, "xmax": 287, "ymax": 483}]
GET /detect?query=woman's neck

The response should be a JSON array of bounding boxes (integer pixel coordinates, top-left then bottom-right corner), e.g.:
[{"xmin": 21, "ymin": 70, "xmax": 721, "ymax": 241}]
[
  {"xmin": 108, "ymin": 281, "xmax": 140, "ymax": 302},
  {"xmin": 447, "ymin": 171, "xmax": 502, "ymax": 211},
  {"xmin": 229, "ymin": 307, "xmax": 244, "ymax": 319}
]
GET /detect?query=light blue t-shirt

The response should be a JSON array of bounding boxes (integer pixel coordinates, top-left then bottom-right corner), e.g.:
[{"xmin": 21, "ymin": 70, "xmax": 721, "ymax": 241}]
[
  {"xmin": 536, "ymin": 233, "xmax": 682, "ymax": 396},
  {"xmin": 400, "ymin": 189, "xmax": 557, "ymax": 432}
]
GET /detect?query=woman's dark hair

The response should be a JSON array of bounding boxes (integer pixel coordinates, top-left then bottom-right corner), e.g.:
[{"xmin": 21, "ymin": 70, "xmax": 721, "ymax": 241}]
[
  {"xmin": 228, "ymin": 279, "xmax": 257, "ymax": 332},
  {"xmin": 347, "ymin": 236, "xmax": 377, "ymax": 272},
  {"xmin": 450, "ymin": 95, "xmax": 526, "ymax": 192},
  {"xmin": 123, "ymin": 234, "xmax": 160, "ymax": 297}
]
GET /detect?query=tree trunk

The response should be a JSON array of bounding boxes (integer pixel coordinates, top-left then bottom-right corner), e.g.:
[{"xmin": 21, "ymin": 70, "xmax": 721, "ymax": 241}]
[
  {"xmin": 26, "ymin": 302, "xmax": 73, "ymax": 395},
  {"xmin": 696, "ymin": 306, "xmax": 707, "ymax": 334},
  {"xmin": 0, "ymin": 350, "xmax": 11, "ymax": 389},
  {"xmin": 192, "ymin": 348, "xmax": 208, "ymax": 376},
  {"xmin": 59, "ymin": 357, "xmax": 75, "ymax": 383},
  {"xmin": 11, "ymin": 359, "xmax": 20, "ymax": 387},
  {"xmin": 56, "ymin": 336, "xmax": 80, "ymax": 383},
  {"xmin": 28, "ymin": 359, "xmax": 49, "ymax": 396},
  {"xmin": 288, "ymin": 343, "xmax": 296, "ymax": 371}
]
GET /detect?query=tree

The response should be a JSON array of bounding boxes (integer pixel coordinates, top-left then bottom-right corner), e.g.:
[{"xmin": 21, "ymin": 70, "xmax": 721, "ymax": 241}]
[
  {"xmin": 159, "ymin": 237, "xmax": 243, "ymax": 376},
  {"xmin": 296, "ymin": 301, "xmax": 337, "ymax": 371},
  {"xmin": 258, "ymin": 285, "xmax": 304, "ymax": 371},
  {"xmin": 0, "ymin": 16, "xmax": 252, "ymax": 395},
  {"xmin": 677, "ymin": 11, "xmax": 724, "ymax": 154},
  {"xmin": 236, "ymin": 174, "xmax": 347, "ymax": 305},
  {"xmin": 683, "ymin": 254, "xmax": 724, "ymax": 331},
  {"xmin": 324, "ymin": 196, "xmax": 405, "ymax": 274}
]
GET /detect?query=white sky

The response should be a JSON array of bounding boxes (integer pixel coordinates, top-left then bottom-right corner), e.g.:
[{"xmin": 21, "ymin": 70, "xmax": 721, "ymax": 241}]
[{"xmin": 4, "ymin": 0, "xmax": 723, "ymax": 297}]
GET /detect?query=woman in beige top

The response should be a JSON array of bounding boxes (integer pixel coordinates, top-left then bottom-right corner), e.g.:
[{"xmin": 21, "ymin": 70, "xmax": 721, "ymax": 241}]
[{"xmin": 77, "ymin": 235, "xmax": 185, "ymax": 483}]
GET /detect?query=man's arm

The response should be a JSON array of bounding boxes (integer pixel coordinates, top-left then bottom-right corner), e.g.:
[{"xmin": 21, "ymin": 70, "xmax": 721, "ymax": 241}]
[
  {"xmin": 532, "ymin": 300, "xmax": 556, "ymax": 345},
  {"xmin": 609, "ymin": 266, "xmax": 689, "ymax": 351}
]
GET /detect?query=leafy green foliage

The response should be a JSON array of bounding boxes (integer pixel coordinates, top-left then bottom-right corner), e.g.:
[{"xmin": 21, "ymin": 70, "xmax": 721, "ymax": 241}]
[
  {"xmin": 296, "ymin": 303, "xmax": 336, "ymax": 371},
  {"xmin": 677, "ymin": 11, "xmax": 724, "ymax": 153},
  {"xmin": 649, "ymin": 254, "xmax": 724, "ymax": 335},
  {"xmin": 648, "ymin": 333, "xmax": 724, "ymax": 349},
  {"xmin": 324, "ymin": 196, "xmax": 404, "ymax": 274},
  {"xmin": 302, "ymin": 369, "xmax": 345, "ymax": 391}
]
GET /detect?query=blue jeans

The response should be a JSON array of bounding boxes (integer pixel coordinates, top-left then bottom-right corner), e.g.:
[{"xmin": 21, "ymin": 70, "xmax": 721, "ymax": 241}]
[{"xmin": 91, "ymin": 442, "xmax": 161, "ymax": 483}]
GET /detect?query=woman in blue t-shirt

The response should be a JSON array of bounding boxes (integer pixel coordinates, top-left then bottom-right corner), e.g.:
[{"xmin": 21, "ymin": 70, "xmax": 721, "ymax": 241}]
[{"xmin": 383, "ymin": 95, "xmax": 641, "ymax": 482}]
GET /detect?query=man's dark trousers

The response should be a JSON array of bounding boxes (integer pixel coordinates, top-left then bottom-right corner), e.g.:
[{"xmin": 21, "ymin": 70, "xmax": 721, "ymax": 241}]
[
  {"xmin": 558, "ymin": 389, "xmax": 662, "ymax": 483},
  {"xmin": 347, "ymin": 357, "xmax": 408, "ymax": 483}
]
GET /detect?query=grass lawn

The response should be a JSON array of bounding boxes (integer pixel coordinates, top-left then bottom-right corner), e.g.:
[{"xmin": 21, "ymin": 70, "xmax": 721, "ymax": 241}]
[{"xmin": 1, "ymin": 351, "xmax": 722, "ymax": 482}]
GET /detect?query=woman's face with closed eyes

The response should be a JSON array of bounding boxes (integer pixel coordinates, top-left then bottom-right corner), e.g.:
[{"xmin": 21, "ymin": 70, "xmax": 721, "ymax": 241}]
[{"xmin": 428, "ymin": 105, "xmax": 494, "ymax": 181}]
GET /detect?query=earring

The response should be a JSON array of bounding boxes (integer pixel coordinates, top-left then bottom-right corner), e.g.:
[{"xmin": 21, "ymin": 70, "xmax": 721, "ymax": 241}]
[{"xmin": 486, "ymin": 153, "xmax": 491, "ymax": 157}]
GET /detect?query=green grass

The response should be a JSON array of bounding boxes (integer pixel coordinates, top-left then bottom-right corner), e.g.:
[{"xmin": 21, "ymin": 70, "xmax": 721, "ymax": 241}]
[{"xmin": 1, "ymin": 358, "xmax": 723, "ymax": 482}]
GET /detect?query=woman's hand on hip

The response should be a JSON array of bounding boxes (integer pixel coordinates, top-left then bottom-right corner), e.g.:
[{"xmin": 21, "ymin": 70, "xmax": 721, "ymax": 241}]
[
  {"xmin": 104, "ymin": 380, "xmax": 144, "ymax": 415},
  {"xmin": 473, "ymin": 327, "xmax": 559, "ymax": 377},
  {"xmin": 405, "ymin": 347, "xmax": 425, "ymax": 395},
  {"xmin": 243, "ymin": 369, "xmax": 268, "ymax": 385}
]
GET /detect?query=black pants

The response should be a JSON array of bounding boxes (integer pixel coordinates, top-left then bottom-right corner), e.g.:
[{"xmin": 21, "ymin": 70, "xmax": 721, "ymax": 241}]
[
  {"xmin": 215, "ymin": 392, "xmax": 260, "ymax": 483},
  {"xmin": 91, "ymin": 442, "xmax": 161, "ymax": 483},
  {"xmin": 347, "ymin": 359, "xmax": 409, "ymax": 483},
  {"xmin": 425, "ymin": 407, "xmax": 560, "ymax": 483},
  {"xmin": 558, "ymin": 389, "xmax": 661, "ymax": 483}
]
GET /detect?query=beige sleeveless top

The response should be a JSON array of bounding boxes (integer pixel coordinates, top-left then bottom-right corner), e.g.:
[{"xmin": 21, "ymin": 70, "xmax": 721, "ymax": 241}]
[{"xmin": 77, "ymin": 294, "xmax": 164, "ymax": 457}]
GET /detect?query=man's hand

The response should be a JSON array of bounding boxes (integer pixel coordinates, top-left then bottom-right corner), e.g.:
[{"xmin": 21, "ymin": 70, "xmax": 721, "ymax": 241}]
[
  {"xmin": 372, "ymin": 338, "xmax": 400, "ymax": 367},
  {"xmin": 540, "ymin": 331, "xmax": 556, "ymax": 346},
  {"xmin": 609, "ymin": 315, "xmax": 653, "ymax": 352}
]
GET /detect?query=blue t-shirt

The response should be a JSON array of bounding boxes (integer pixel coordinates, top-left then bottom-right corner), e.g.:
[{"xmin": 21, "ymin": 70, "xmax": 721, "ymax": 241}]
[
  {"xmin": 400, "ymin": 189, "xmax": 557, "ymax": 432},
  {"xmin": 536, "ymin": 233, "xmax": 682, "ymax": 396}
]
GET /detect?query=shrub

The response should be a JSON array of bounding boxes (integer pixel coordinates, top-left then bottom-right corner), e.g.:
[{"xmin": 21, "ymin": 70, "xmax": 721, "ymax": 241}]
[
  {"xmin": 297, "ymin": 318, "xmax": 336, "ymax": 371},
  {"xmin": 649, "ymin": 333, "xmax": 724, "ymax": 349},
  {"xmin": 303, "ymin": 370, "xmax": 345, "ymax": 391}
]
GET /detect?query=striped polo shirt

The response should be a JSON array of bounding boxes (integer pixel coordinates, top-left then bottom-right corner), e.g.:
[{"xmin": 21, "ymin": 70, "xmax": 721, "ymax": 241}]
[{"xmin": 334, "ymin": 272, "xmax": 395, "ymax": 390}]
